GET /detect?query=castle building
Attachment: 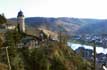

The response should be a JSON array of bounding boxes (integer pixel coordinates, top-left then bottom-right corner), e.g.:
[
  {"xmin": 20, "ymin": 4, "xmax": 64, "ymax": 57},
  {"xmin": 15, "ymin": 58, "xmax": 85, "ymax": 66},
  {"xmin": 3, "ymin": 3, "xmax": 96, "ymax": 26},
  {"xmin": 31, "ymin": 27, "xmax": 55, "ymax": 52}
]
[{"xmin": 17, "ymin": 10, "xmax": 25, "ymax": 32}]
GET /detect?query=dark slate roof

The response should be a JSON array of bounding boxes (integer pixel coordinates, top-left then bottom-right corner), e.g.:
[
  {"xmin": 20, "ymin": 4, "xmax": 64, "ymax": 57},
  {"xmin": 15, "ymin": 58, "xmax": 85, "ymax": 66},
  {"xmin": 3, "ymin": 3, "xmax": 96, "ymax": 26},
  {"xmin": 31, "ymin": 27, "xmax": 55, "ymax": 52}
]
[{"xmin": 17, "ymin": 10, "xmax": 24, "ymax": 17}]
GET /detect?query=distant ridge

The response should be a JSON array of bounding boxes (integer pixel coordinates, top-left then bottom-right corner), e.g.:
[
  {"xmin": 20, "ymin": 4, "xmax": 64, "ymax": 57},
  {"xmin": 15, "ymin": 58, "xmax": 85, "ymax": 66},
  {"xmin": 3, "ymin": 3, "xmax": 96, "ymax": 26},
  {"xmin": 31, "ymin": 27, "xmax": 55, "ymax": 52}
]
[{"xmin": 9, "ymin": 17, "xmax": 107, "ymax": 35}]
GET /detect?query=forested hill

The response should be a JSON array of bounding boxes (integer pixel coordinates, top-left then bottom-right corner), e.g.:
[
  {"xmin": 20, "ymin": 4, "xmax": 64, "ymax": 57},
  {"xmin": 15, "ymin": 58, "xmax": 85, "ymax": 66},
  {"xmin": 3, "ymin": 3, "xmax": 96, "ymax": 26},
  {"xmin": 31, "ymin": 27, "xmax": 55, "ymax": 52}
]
[
  {"xmin": 0, "ymin": 16, "xmax": 94, "ymax": 70},
  {"xmin": 0, "ymin": 42, "xmax": 93, "ymax": 70}
]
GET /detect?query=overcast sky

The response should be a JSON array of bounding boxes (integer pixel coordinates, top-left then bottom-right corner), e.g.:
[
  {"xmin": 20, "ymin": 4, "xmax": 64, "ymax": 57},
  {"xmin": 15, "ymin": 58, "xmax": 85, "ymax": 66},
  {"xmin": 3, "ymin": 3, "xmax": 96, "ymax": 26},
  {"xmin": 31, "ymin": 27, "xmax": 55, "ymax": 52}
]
[{"xmin": 0, "ymin": 0, "xmax": 107, "ymax": 19}]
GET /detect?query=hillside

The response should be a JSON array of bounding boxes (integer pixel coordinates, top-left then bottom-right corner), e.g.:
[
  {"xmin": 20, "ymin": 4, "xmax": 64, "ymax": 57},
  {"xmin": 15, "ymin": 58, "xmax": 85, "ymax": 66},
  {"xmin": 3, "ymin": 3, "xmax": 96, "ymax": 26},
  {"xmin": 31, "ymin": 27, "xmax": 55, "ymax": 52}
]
[
  {"xmin": 0, "ymin": 63, "xmax": 8, "ymax": 70},
  {"xmin": 10, "ymin": 17, "xmax": 106, "ymax": 35},
  {"xmin": 0, "ymin": 42, "xmax": 93, "ymax": 70},
  {"xmin": 76, "ymin": 20, "xmax": 107, "ymax": 34},
  {"xmin": 0, "ymin": 17, "xmax": 93, "ymax": 70}
]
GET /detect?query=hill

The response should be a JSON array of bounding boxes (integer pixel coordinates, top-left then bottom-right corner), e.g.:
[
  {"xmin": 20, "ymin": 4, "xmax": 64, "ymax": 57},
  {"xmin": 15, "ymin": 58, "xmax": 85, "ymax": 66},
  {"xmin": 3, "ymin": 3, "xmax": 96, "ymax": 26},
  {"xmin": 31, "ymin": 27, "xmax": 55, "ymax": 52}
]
[
  {"xmin": 10, "ymin": 17, "xmax": 107, "ymax": 35},
  {"xmin": 76, "ymin": 20, "xmax": 107, "ymax": 35},
  {"xmin": 0, "ymin": 41, "xmax": 93, "ymax": 70},
  {"xmin": 0, "ymin": 17, "xmax": 95, "ymax": 70}
]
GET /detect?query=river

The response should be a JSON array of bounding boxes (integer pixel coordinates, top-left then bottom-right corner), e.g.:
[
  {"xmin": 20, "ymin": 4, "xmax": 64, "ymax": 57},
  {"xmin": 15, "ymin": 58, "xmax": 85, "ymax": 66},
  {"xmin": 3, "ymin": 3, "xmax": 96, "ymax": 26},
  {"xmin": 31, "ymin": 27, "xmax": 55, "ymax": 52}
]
[{"xmin": 68, "ymin": 42, "xmax": 107, "ymax": 54}]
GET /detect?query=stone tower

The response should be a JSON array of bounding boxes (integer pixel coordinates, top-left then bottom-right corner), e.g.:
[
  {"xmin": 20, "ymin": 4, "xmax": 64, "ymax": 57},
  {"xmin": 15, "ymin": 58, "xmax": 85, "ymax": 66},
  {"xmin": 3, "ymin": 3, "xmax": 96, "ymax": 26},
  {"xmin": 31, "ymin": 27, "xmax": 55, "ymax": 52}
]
[{"xmin": 17, "ymin": 10, "xmax": 25, "ymax": 32}]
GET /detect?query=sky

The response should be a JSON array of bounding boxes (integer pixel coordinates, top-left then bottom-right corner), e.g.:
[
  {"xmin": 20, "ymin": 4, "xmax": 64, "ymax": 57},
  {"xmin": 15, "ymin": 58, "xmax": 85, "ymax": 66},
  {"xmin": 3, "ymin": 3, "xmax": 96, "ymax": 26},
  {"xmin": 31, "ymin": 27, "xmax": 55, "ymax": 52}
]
[{"xmin": 0, "ymin": 0, "xmax": 107, "ymax": 19}]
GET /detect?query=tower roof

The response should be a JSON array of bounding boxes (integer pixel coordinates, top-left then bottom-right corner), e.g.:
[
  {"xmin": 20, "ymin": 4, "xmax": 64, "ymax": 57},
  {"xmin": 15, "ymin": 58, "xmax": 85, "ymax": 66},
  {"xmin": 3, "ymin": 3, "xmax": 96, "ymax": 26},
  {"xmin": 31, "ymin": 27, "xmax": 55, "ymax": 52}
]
[{"xmin": 17, "ymin": 10, "xmax": 24, "ymax": 17}]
